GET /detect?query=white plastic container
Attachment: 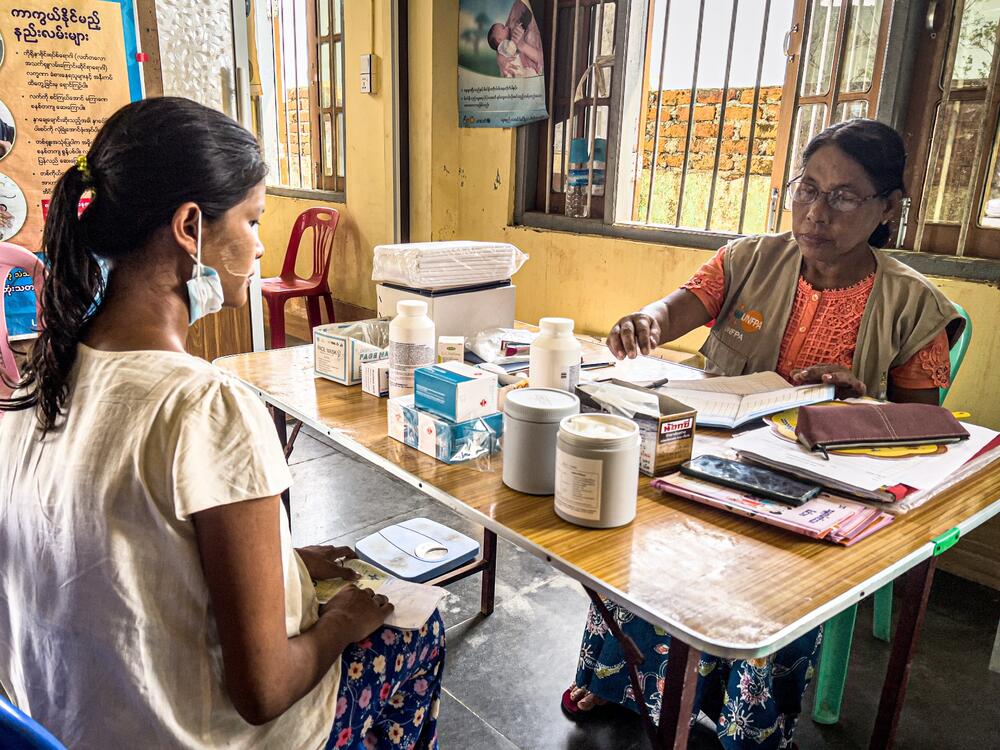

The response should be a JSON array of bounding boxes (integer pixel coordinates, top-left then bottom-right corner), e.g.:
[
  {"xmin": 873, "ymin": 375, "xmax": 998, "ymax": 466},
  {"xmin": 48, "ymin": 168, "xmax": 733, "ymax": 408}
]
[
  {"xmin": 529, "ymin": 317, "xmax": 582, "ymax": 392},
  {"xmin": 389, "ymin": 300, "xmax": 435, "ymax": 399},
  {"xmin": 554, "ymin": 413, "xmax": 641, "ymax": 528},
  {"xmin": 502, "ymin": 388, "xmax": 580, "ymax": 495}
]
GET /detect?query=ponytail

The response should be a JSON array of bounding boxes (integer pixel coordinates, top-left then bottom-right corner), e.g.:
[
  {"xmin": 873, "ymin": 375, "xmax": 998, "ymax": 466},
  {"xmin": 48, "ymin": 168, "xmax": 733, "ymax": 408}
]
[
  {"xmin": 2, "ymin": 161, "xmax": 104, "ymax": 432},
  {"xmin": 0, "ymin": 97, "xmax": 266, "ymax": 433}
]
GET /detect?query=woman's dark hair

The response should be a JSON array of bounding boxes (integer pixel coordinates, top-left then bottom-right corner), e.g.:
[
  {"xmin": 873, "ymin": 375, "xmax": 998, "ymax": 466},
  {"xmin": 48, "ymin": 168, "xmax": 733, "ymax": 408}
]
[
  {"xmin": 1, "ymin": 96, "xmax": 267, "ymax": 432},
  {"xmin": 800, "ymin": 118, "xmax": 906, "ymax": 248}
]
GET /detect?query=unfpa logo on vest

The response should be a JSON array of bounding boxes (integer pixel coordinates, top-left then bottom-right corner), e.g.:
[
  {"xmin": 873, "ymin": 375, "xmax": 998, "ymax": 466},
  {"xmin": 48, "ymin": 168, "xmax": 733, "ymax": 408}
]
[{"xmin": 734, "ymin": 306, "xmax": 764, "ymax": 334}]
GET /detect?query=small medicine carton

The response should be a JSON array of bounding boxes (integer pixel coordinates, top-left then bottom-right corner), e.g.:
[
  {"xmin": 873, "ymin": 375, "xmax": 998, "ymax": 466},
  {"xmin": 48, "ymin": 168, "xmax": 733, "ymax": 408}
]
[
  {"xmin": 413, "ymin": 362, "xmax": 498, "ymax": 423},
  {"xmin": 576, "ymin": 380, "xmax": 696, "ymax": 477},
  {"xmin": 387, "ymin": 395, "xmax": 503, "ymax": 464},
  {"xmin": 361, "ymin": 360, "xmax": 390, "ymax": 397},
  {"xmin": 437, "ymin": 336, "xmax": 465, "ymax": 364},
  {"xmin": 314, "ymin": 319, "xmax": 390, "ymax": 386}
]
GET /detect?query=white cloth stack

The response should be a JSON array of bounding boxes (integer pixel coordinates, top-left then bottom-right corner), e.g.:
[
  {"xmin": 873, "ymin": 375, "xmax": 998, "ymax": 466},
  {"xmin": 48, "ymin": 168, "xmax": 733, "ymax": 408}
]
[
  {"xmin": 985, "ymin": 198, "xmax": 1000, "ymax": 219},
  {"xmin": 372, "ymin": 241, "xmax": 528, "ymax": 291}
]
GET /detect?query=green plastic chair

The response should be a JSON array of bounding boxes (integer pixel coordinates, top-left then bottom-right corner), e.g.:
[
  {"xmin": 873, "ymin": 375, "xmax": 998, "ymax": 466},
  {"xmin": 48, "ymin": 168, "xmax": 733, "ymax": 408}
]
[{"xmin": 811, "ymin": 303, "xmax": 973, "ymax": 725}]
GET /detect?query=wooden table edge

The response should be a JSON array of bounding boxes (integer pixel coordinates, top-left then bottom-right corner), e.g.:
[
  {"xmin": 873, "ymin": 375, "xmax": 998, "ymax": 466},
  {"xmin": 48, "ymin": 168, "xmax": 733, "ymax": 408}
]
[{"xmin": 216, "ymin": 352, "xmax": 1000, "ymax": 660}]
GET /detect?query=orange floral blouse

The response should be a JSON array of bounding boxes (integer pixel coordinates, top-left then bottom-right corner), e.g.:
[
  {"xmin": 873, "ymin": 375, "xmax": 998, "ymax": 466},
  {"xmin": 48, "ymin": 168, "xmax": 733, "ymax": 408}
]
[{"xmin": 682, "ymin": 248, "xmax": 950, "ymax": 390}]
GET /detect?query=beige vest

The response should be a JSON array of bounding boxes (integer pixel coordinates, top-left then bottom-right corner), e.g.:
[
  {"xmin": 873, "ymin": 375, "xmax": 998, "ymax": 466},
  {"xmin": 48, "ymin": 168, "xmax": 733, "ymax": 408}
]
[{"xmin": 699, "ymin": 232, "xmax": 963, "ymax": 399}]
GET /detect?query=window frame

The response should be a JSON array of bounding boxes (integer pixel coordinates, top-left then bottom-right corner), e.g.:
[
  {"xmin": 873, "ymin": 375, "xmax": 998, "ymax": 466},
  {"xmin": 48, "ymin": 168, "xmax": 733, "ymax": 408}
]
[
  {"xmin": 248, "ymin": 0, "xmax": 347, "ymax": 201},
  {"xmin": 896, "ymin": 0, "xmax": 1000, "ymax": 260},
  {"xmin": 514, "ymin": 0, "xmax": 1000, "ymax": 280}
]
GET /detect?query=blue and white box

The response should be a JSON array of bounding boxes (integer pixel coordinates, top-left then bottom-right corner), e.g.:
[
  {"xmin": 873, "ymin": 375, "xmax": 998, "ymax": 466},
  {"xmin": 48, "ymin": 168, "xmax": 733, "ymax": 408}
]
[
  {"xmin": 414, "ymin": 362, "xmax": 498, "ymax": 423},
  {"xmin": 387, "ymin": 395, "xmax": 502, "ymax": 464},
  {"xmin": 314, "ymin": 319, "xmax": 390, "ymax": 386}
]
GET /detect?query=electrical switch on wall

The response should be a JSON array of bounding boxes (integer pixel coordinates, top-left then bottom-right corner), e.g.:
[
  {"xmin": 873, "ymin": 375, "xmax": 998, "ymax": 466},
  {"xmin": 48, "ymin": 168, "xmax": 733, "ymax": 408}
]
[{"xmin": 360, "ymin": 54, "xmax": 378, "ymax": 94}]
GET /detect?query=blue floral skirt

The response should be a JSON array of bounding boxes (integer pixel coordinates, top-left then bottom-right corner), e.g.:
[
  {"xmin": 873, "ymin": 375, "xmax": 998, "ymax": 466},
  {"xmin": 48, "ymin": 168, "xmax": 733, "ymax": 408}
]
[
  {"xmin": 327, "ymin": 610, "xmax": 446, "ymax": 750},
  {"xmin": 575, "ymin": 600, "xmax": 821, "ymax": 749}
]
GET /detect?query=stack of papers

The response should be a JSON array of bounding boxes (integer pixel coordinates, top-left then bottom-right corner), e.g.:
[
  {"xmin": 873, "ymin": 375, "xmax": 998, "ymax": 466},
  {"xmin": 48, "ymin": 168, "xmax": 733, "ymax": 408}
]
[
  {"xmin": 313, "ymin": 559, "xmax": 448, "ymax": 631},
  {"xmin": 652, "ymin": 472, "xmax": 893, "ymax": 545},
  {"xmin": 729, "ymin": 422, "xmax": 1000, "ymax": 512},
  {"xmin": 662, "ymin": 372, "xmax": 835, "ymax": 429},
  {"xmin": 372, "ymin": 241, "xmax": 527, "ymax": 290}
]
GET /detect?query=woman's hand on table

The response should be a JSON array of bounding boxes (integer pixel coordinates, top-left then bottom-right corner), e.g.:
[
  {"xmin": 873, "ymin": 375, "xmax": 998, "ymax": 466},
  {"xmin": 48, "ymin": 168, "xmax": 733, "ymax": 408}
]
[
  {"xmin": 608, "ymin": 312, "xmax": 662, "ymax": 360},
  {"xmin": 791, "ymin": 364, "xmax": 867, "ymax": 399},
  {"xmin": 297, "ymin": 545, "xmax": 359, "ymax": 581},
  {"xmin": 319, "ymin": 584, "xmax": 394, "ymax": 642}
]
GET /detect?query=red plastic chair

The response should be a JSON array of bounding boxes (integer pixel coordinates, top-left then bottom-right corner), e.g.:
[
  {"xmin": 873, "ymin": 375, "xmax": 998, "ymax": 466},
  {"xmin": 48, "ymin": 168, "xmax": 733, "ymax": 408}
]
[
  {"xmin": 0, "ymin": 242, "xmax": 45, "ymax": 400},
  {"xmin": 260, "ymin": 207, "xmax": 340, "ymax": 348}
]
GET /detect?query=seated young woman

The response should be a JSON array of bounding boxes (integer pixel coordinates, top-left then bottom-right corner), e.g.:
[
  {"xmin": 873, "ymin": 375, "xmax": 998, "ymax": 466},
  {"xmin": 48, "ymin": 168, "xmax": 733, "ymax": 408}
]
[
  {"xmin": 0, "ymin": 97, "xmax": 444, "ymax": 750},
  {"xmin": 563, "ymin": 119, "xmax": 963, "ymax": 749}
]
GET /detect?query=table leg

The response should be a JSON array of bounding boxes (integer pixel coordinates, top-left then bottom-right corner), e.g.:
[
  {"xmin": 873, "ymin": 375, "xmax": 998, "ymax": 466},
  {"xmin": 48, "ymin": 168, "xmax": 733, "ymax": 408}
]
[
  {"xmin": 480, "ymin": 529, "xmax": 498, "ymax": 616},
  {"xmin": 584, "ymin": 588, "xmax": 660, "ymax": 748},
  {"xmin": 869, "ymin": 557, "xmax": 936, "ymax": 749},
  {"xmin": 991, "ymin": 620, "xmax": 1000, "ymax": 674},
  {"xmin": 270, "ymin": 406, "xmax": 292, "ymax": 524},
  {"xmin": 657, "ymin": 637, "xmax": 700, "ymax": 750}
]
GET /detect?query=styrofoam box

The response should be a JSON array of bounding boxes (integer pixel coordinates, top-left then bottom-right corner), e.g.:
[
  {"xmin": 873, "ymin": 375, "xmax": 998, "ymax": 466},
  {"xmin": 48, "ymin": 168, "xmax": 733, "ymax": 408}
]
[{"xmin": 376, "ymin": 283, "xmax": 515, "ymax": 341}]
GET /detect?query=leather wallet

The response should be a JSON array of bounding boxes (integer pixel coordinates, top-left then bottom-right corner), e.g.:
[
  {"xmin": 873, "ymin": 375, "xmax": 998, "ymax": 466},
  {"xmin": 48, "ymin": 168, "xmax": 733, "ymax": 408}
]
[{"xmin": 795, "ymin": 402, "xmax": 970, "ymax": 456}]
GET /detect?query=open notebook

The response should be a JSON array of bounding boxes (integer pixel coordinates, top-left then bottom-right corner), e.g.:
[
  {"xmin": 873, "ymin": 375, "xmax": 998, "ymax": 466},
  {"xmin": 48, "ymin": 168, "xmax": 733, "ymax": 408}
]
[{"xmin": 662, "ymin": 372, "xmax": 835, "ymax": 429}]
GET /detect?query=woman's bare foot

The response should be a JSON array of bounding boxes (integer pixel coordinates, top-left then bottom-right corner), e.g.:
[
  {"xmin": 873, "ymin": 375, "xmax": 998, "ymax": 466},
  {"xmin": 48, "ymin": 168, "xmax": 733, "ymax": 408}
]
[{"xmin": 569, "ymin": 685, "xmax": 608, "ymax": 711}]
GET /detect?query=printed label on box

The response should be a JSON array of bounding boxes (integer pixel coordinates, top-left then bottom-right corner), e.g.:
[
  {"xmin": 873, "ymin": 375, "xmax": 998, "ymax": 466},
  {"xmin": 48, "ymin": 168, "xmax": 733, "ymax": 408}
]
[
  {"xmin": 417, "ymin": 413, "xmax": 439, "ymax": 458},
  {"xmin": 315, "ymin": 336, "xmax": 347, "ymax": 381}
]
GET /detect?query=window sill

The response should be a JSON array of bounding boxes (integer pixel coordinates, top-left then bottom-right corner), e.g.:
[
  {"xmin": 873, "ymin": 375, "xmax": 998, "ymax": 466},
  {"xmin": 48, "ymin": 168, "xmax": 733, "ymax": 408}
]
[
  {"xmin": 516, "ymin": 213, "xmax": 1000, "ymax": 282},
  {"xmin": 266, "ymin": 186, "xmax": 346, "ymax": 203},
  {"xmin": 518, "ymin": 211, "xmax": 741, "ymax": 251}
]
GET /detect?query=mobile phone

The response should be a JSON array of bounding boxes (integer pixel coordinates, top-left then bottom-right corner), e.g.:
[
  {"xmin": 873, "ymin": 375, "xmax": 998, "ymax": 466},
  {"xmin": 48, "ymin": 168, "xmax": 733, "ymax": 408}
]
[{"xmin": 679, "ymin": 455, "xmax": 821, "ymax": 506}]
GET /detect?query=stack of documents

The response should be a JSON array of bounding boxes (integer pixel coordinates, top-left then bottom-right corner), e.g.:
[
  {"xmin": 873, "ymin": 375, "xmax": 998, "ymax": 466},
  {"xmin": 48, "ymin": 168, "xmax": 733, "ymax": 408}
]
[
  {"xmin": 661, "ymin": 372, "xmax": 834, "ymax": 429},
  {"xmin": 372, "ymin": 241, "xmax": 528, "ymax": 290},
  {"xmin": 652, "ymin": 472, "xmax": 893, "ymax": 545},
  {"xmin": 729, "ymin": 422, "xmax": 1000, "ymax": 513}
]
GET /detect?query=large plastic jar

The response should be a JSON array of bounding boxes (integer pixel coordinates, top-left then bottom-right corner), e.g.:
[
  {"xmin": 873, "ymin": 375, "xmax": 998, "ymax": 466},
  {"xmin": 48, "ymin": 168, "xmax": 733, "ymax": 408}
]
[
  {"xmin": 502, "ymin": 388, "xmax": 580, "ymax": 495},
  {"xmin": 554, "ymin": 413, "xmax": 641, "ymax": 528},
  {"xmin": 389, "ymin": 300, "xmax": 435, "ymax": 399},
  {"xmin": 529, "ymin": 317, "xmax": 582, "ymax": 392}
]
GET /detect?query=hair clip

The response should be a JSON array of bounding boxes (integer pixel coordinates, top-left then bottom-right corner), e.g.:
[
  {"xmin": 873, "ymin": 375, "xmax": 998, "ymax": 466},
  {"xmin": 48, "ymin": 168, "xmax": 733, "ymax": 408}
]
[{"xmin": 76, "ymin": 155, "xmax": 93, "ymax": 185}]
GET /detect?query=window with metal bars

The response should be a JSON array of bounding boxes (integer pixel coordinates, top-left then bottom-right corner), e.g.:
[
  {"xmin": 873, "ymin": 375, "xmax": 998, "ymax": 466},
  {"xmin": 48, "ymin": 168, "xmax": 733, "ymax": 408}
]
[
  {"xmin": 246, "ymin": 0, "xmax": 346, "ymax": 196},
  {"xmin": 526, "ymin": 0, "xmax": 899, "ymax": 240}
]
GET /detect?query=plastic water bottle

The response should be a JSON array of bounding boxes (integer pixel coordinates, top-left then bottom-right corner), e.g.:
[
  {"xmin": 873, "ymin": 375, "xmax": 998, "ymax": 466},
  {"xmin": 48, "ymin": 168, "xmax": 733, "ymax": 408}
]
[
  {"xmin": 565, "ymin": 138, "xmax": 590, "ymax": 218},
  {"xmin": 389, "ymin": 300, "xmax": 435, "ymax": 399},
  {"xmin": 591, "ymin": 138, "xmax": 607, "ymax": 197}
]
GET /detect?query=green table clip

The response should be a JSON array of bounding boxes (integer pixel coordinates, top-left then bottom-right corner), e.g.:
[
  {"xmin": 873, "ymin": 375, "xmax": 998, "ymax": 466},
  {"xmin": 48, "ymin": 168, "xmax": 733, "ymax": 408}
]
[{"xmin": 931, "ymin": 526, "xmax": 961, "ymax": 556}]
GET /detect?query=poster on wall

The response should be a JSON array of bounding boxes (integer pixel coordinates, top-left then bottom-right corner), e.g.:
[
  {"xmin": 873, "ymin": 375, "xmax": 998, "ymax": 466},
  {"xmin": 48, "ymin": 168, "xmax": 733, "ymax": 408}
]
[
  {"xmin": 0, "ymin": 1, "xmax": 141, "ymax": 336},
  {"xmin": 458, "ymin": 0, "xmax": 547, "ymax": 128}
]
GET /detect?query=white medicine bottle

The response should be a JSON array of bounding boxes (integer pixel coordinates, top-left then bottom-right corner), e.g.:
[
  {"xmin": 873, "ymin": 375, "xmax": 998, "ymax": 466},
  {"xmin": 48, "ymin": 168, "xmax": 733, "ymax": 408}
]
[
  {"xmin": 529, "ymin": 317, "xmax": 582, "ymax": 392},
  {"xmin": 389, "ymin": 300, "xmax": 435, "ymax": 399}
]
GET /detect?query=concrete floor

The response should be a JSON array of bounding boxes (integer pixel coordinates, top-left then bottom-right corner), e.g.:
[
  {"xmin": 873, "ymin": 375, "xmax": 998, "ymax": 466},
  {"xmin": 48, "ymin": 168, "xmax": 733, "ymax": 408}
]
[{"xmin": 288, "ymin": 425, "xmax": 1000, "ymax": 750}]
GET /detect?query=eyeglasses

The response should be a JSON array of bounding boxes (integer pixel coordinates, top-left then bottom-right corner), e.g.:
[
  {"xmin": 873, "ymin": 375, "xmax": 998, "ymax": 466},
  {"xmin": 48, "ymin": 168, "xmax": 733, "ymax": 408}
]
[{"xmin": 786, "ymin": 178, "xmax": 885, "ymax": 213}]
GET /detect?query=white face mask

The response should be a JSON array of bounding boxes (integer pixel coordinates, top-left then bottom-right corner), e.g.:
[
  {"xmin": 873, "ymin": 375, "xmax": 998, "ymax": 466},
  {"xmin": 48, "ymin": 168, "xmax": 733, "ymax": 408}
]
[{"xmin": 186, "ymin": 211, "xmax": 225, "ymax": 326}]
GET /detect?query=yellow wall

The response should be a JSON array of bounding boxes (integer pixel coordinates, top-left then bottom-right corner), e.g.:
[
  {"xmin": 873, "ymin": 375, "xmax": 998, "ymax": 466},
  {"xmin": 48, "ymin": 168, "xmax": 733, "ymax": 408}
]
[
  {"xmin": 262, "ymin": 1, "xmax": 1000, "ymax": 429},
  {"xmin": 259, "ymin": 0, "xmax": 397, "ymax": 311}
]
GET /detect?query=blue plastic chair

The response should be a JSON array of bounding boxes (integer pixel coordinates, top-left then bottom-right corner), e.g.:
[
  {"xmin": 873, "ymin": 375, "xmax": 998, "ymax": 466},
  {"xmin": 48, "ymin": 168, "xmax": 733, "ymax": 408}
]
[
  {"xmin": 811, "ymin": 303, "xmax": 973, "ymax": 725},
  {"xmin": 0, "ymin": 696, "xmax": 66, "ymax": 750}
]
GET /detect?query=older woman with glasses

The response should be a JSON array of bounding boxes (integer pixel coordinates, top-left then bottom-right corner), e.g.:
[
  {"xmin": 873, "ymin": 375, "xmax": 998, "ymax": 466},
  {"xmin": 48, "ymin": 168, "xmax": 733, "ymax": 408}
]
[{"xmin": 561, "ymin": 120, "xmax": 965, "ymax": 749}]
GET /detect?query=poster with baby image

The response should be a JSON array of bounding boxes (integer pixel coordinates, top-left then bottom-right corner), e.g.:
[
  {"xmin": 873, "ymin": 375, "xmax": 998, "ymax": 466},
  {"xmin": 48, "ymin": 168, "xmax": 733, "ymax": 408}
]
[{"xmin": 458, "ymin": 0, "xmax": 547, "ymax": 128}]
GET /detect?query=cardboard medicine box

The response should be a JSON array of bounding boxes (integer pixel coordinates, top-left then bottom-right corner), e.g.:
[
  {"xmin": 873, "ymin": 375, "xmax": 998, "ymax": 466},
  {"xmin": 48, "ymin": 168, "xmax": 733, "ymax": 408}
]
[
  {"xmin": 413, "ymin": 362, "xmax": 498, "ymax": 423},
  {"xmin": 387, "ymin": 395, "xmax": 503, "ymax": 464},
  {"xmin": 314, "ymin": 319, "xmax": 390, "ymax": 386},
  {"xmin": 576, "ymin": 380, "xmax": 696, "ymax": 477},
  {"xmin": 361, "ymin": 360, "xmax": 390, "ymax": 397}
]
